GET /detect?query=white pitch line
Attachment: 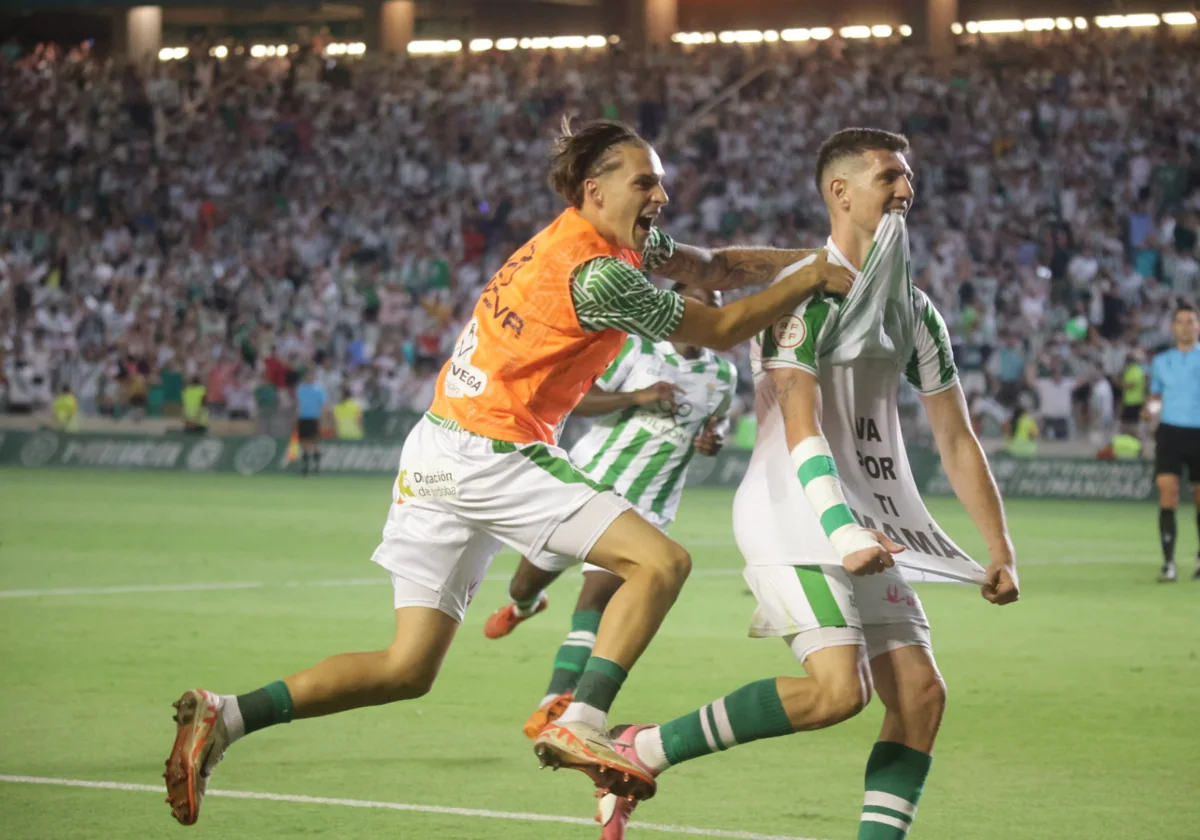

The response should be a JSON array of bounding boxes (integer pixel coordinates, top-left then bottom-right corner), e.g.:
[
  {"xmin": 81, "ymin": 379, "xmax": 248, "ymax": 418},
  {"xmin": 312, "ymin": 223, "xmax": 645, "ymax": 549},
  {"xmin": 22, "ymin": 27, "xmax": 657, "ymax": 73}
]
[
  {"xmin": 0, "ymin": 555, "xmax": 1142, "ymax": 600},
  {"xmin": 0, "ymin": 774, "xmax": 824, "ymax": 840}
]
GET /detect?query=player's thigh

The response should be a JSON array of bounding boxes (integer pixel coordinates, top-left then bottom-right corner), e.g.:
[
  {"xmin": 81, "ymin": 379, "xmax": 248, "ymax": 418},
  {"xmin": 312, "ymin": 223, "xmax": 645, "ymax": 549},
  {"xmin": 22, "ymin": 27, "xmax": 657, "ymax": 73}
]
[
  {"xmin": 581, "ymin": 507, "xmax": 689, "ymax": 580},
  {"xmin": 575, "ymin": 508, "xmax": 671, "ymax": 579},
  {"xmin": 869, "ymin": 641, "xmax": 944, "ymax": 716},
  {"xmin": 372, "ymin": 418, "xmax": 503, "ymax": 623}
]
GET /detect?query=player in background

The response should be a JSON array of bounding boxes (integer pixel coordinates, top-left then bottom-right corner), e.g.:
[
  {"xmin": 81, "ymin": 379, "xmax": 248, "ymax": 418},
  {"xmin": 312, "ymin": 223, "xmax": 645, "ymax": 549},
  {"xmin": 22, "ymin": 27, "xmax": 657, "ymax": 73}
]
[
  {"xmin": 482, "ymin": 285, "xmax": 734, "ymax": 738},
  {"xmin": 1145, "ymin": 303, "xmax": 1200, "ymax": 582},
  {"xmin": 591, "ymin": 129, "xmax": 1019, "ymax": 840},
  {"xmin": 162, "ymin": 118, "xmax": 852, "ymax": 825},
  {"xmin": 295, "ymin": 367, "xmax": 328, "ymax": 476}
]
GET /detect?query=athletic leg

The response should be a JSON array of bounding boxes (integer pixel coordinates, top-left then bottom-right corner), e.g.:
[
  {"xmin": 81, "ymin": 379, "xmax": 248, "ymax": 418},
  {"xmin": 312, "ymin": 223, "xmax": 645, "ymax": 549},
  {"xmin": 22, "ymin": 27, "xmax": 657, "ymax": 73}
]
[
  {"xmin": 521, "ymin": 569, "xmax": 624, "ymax": 739},
  {"xmin": 483, "ymin": 556, "xmax": 559, "ymax": 639},
  {"xmin": 553, "ymin": 509, "xmax": 691, "ymax": 729},
  {"xmin": 857, "ymin": 640, "xmax": 945, "ymax": 840},
  {"xmin": 1157, "ymin": 474, "xmax": 1180, "ymax": 581},
  {"xmin": 532, "ymin": 505, "xmax": 689, "ymax": 798}
]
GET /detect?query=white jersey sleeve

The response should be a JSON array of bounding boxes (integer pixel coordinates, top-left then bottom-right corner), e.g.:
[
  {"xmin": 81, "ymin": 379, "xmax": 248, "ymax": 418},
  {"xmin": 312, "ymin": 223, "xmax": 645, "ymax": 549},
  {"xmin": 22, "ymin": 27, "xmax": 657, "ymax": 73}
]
[
  {"xmin": 757, "ymin": 294, "xmax": 840, "ymax": 377},
  {"xmin": 904, "ymin": 291, "xmax": 959, "ymax": 395}
]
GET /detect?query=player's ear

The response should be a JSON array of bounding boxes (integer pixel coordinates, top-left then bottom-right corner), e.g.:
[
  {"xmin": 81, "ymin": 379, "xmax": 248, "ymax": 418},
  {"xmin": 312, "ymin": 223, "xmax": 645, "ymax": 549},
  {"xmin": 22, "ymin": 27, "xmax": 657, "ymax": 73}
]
[
  {"xmin": 584, "ymin": 177, "xmax": 603, "ymax": 208},
  {"xmin": 829, "ymin": 177, "xmax": 849, "ymax": 210}
]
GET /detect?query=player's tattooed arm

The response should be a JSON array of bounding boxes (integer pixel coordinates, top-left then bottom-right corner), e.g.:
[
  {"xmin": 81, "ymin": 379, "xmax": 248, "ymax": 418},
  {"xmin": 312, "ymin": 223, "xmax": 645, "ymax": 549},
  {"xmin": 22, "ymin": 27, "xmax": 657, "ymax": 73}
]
[
  {"xmin": 921, "ymin": 384, "xmax": 1020, "ymax": 605},
  {"xmin": 656, "ymin": 243, "xmax": 826, "ymax": 291}
]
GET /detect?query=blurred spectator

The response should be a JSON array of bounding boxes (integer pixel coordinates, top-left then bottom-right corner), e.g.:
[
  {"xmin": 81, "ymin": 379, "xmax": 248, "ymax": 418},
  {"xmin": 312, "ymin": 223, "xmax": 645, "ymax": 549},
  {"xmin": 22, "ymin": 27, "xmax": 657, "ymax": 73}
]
[{"xmin": 0, "ymin": 29, "xmax": 1197, "ymax": 444}]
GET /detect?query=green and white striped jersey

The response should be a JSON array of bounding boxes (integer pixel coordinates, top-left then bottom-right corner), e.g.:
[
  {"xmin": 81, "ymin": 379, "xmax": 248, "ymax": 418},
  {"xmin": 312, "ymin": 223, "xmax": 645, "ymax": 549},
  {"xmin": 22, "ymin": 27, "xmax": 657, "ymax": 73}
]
[{"xmin": 570, "ymin": 336, "xmax": 736, "ymax": 523}]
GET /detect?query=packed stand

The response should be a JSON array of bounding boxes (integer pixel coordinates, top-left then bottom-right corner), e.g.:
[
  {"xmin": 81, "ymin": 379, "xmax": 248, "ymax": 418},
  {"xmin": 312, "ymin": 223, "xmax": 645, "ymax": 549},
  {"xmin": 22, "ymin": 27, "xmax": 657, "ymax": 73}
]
[{"xmin": 1, "ymin": 29, "xmax": 1198, "ymax": 445}]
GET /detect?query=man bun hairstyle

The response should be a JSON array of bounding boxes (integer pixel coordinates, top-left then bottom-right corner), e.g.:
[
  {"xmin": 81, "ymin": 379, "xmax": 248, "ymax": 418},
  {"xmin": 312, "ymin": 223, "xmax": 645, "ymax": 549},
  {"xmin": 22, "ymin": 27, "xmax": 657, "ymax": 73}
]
[
  {"xmin": 548, "ymin": 116, "xmax": 648, "ymax": 208},
  {"xmin": 814, "ymin": 128, "xmax": 910, "ymax": 195}
]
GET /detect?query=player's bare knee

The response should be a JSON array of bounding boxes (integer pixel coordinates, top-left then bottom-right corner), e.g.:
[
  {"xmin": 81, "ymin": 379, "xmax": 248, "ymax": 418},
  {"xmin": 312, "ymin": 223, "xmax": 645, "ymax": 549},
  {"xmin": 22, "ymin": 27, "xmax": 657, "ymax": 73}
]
[
  {"xmin": 815, "ymin": 673, "xmax": 872, "ymax": 725},
  {"xmin": 628, "ymin": 541, "xmax": 691, "ymax": 588},
  {"xmin": 911, "ymin": 672, "xmax": 947, "ymax": 722},
  {"xmin": 653, "ymin": 541, "xmax": 692, "ymax": 587},
  {"xmin": 381, "ymin": 668, "xmax": 435, "ymax": 702}
]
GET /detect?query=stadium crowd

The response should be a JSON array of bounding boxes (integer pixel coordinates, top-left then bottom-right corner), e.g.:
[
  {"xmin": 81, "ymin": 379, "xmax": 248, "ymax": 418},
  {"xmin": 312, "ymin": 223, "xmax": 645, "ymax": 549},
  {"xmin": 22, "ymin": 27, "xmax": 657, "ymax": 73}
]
[{"xmin": 1, "ymin": 27, "xmax": 1198, "ymax": 443}]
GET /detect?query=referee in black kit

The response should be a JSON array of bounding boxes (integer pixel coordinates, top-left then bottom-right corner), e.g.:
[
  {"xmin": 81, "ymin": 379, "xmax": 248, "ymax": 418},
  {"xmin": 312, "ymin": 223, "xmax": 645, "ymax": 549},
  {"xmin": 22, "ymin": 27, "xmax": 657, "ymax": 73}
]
[{"xmin": 1145, "ymin": 304, "xmax": 1200, "ymax": 582}]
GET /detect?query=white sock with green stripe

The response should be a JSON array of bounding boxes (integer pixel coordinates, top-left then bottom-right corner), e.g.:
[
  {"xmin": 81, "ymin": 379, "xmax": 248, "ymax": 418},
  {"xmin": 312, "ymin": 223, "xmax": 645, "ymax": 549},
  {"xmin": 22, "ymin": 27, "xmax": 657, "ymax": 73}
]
[
  {"xmin": 791, "ymin": 437, "xmax": 879, "ymax": 558},
  {"xmin": 858, "ymin": 741, "xmax": 932, "ymax": 839},
  {"xmin": 636, "ymin": 678, "xmax": 794, "ymax": 772}
]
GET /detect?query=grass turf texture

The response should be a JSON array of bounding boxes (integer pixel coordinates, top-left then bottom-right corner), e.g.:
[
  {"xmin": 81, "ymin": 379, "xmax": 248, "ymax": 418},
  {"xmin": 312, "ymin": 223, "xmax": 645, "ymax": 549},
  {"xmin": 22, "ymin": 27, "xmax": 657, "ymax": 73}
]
[{"xmin": 1, "ymin": 469, "xmax": 1198, "ymax": 840}]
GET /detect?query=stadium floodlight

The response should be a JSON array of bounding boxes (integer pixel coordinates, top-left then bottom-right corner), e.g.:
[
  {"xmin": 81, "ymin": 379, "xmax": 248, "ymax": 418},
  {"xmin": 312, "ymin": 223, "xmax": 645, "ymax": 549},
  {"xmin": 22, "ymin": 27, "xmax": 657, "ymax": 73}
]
[
  {"xmin": 701, "ymin": 32, "xmax": 716, "ymax": 43},
  {"xmin": 549, "ymin": 36, "xmax": 587, "ymax": 49},
  {"xmin": 469, "ymin": 39, "xmax": 493, "ymax": 51},
  {"xmin": 496, "ymin": 38, "xmax": 517, "ymax": 50},
  {"xmin": 965, "ymin": 21, "xmax": 979, "ymax": 33},
  {"xmin": 347, "ymin": 42, "xmax": 366, "ymax": 55},
  {"xmin": 977, "ymin": 20, "xmax": 1025, "ymax": 33},
  {"xmin": 900, "ymin": 25, "xmax": 913, "ymax": 37},
  {"xmin": 781, "ymin": 28, "xmax": 810, "ymax": 41},
  {"xmin": 951, "ymin": 22, "xmax": 964, "ymax": 34},
  {"xmin": 407, "ymin": 40, "xmax": 460, "ymax": 54},
  {"xmin": 609, "ymin": 35, "xmax": 620, "ymax": 43},
  {"xmin": 1163, "ymin": 12, "xmax": 1197, "ymax": 25},
  {"xmin": 530, "ymin": 37, "xmax": 551, "ymax": 49},
  {"xmin": 810, "ymin": 27, "xmax": 833, "ymax": 40},
  {"xmin": 250, "ymin": 45, "xmax": 267, "ymax": 58},
  {"xmin": 840, "ymin": 26, "xmax": 872, "ymax": 39},
  {"xmin": 1074, "ymin": 17, "xmax": 1088, "ymax": 29},
  {"xmin": 276, "ymin": 45, "xmax": 288, "ymax": 55},
  {"xmin": 1096, "ymin": 14, "xmax": 1159, "ymax": 28},
  {"xmin": 265, "ymin": 46, "xmax": 277, "ymax": 56},
  {"xmin": 719, "ymin": 31, "xmax": 765, "ymax": 44},
  {"xmin": 210, "ymin": 46, "xmax": 229, "ymax": 59},
  {"xmin": 518, "ymin": 38, "xmax": 532, "ymax": 48},
  {"xmin": 585, "ymin": 35, "xmax": 607, "ymax": 47},
  {"xmin": 764, "ymin": 30, "xmax": 779, "ymax": 42},
  {"xmin": 1023, "ymin": 19, "xmax": 1055, "ymax": 31},
  {"xmin": 871, "ymin": 25, "xmax": 893, "ymax": 38},
  {"xmin": 158, "ymin": 47, "xmax": 173, "ymax": 61},
  {"xmin": 1056, "ymin": 18, "xmax": 1073, "ymax": 30}
]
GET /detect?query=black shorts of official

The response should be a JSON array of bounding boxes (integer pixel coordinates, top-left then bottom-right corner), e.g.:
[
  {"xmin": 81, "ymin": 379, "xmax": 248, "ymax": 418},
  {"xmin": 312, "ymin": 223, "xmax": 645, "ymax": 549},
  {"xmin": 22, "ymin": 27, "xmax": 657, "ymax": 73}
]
[
  {"xmin": 297, "ymin": 418, "xmax": 321, "ymax": 442},
  {"xmin": 1154, "ymin": 423, "xmax": 1200, "ymax": 480}
]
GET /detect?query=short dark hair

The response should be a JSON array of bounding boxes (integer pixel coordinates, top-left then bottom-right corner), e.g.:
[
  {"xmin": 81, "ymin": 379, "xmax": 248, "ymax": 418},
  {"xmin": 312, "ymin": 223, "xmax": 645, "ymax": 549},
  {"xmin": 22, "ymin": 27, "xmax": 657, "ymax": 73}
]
[
  {"xmin": 814, "ymin": 128, "xmax": 910, "ymax": 195},
  {"xmin": 1176, "ymin": 302, "xmax": 1198, "ymax": 317},
  {"xmin": 548, "ymin": 117, "xmax": 648, "ymax": 208}
]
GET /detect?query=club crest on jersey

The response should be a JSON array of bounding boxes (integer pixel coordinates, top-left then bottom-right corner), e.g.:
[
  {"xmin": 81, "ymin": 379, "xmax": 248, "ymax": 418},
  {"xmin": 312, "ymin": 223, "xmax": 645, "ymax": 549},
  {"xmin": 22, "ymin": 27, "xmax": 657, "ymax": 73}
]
[{"xmin": 773, "ymin": 314, "xmax": 807, "ymax": 349}]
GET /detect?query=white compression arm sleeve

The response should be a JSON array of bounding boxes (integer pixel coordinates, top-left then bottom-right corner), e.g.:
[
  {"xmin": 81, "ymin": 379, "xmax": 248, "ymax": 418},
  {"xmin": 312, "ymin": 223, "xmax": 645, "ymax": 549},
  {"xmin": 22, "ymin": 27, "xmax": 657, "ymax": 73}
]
[{"xmin": 790, "ymin": 437, "xmax": 881, "ymax": 559}]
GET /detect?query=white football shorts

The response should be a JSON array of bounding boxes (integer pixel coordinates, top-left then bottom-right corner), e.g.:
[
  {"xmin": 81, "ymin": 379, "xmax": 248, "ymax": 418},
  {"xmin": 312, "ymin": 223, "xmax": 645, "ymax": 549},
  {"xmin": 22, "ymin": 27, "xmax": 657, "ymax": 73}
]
[{"xmin": 371, "ymin": 414, "xmax": 631, "ymax": 622}]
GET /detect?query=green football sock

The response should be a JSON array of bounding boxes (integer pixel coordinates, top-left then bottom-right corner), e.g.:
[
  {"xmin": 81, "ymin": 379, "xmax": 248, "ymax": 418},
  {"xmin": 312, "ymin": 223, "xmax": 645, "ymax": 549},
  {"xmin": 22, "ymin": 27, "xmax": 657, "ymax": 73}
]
[
  {"xmin": 544, "ymin": 610, "xmax": 602, "ymax": 697},
  {"xmin": 236, "ymin": 681, "xmax": 294, "ymax": 736},
  {"xmin": 573, "ymin": 656, "xmax": 627, "ymax": 713},
  {"xmin": 658, "ymin": 678, "xmax": 793, "ymax": 766},
  {"xmin": 857, "ymin": 741, "xmax": 933, "ymax": 839}
]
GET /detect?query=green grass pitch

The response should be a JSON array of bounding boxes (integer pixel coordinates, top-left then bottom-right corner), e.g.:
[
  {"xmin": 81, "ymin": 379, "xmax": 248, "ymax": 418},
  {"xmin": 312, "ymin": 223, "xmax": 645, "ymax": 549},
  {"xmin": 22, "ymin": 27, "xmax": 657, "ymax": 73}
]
[{"xmin": 1, "ymin": 469, "xmax": 1198, "ymax": 839}]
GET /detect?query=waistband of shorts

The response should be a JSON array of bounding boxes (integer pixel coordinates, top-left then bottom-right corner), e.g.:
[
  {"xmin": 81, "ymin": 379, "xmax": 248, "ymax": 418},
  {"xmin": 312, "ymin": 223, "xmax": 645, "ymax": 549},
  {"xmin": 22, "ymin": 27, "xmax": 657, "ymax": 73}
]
[{"xmin": 425, "ymin": 412, "xmax": 534, "ymax": 454}]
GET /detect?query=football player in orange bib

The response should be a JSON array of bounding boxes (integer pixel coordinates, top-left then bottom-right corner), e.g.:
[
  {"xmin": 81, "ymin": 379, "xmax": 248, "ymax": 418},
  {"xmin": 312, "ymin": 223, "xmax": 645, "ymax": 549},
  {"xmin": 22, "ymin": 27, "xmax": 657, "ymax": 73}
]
[{"xmin": 163, "ymin": 119, "xmax": 852, "ymax": 824}]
